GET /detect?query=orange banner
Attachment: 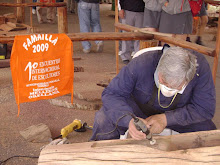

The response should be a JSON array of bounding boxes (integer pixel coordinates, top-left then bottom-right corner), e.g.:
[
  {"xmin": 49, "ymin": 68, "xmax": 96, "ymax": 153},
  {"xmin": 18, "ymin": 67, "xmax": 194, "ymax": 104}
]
[{"xmin": 10, "ymin": 34, "xmax": 74, "ymax": 116}]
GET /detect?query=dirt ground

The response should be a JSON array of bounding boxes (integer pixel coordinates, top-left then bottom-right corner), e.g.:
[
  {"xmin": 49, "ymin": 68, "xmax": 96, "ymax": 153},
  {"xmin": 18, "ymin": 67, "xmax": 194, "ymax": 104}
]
[{"xmin": 0, "ymin": 1, "xmax": 220, "ymax": 165}]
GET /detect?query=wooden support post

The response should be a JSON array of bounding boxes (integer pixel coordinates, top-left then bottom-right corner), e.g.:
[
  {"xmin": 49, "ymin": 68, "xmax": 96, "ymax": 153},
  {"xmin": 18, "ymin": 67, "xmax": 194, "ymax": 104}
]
[
  {"xmin": 57, "ymin": 7, "xmax": 68, "ymax": 33},
  {"xmin": 115, "ymin": 0, "xmax": 119, "ymax": 74},
  {"xmin": 16, "ymin": 0, "xmax": 25, "ymax": 23},
  {"xmin": 212, "ymin": 9, "xmax": 220, "ymax": 84},
  {"xmin": 0, "ymin": 32, "xmax": 154, "ymax": 44},
  {"xmin": 30, "ymin": 0, "xmax": 33, "ymax": 27}
]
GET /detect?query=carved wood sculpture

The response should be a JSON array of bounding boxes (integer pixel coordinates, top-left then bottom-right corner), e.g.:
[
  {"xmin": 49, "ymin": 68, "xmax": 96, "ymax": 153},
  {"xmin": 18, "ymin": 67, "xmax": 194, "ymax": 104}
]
[{"xmin": 38, "ymin": 130, "xmax": 220, "ymax": 164}]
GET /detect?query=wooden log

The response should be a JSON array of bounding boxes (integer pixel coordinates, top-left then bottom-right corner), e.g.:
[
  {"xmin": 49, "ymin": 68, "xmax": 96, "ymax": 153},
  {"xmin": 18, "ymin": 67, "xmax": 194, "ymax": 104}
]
[
  {"xmin": 0, "ymin": 2, "xmax": 67, "ymax": 7},
  {"xmin": 0, "ymin": 32, "xmax": 154, "ymax": 44},
  {"xmin": 0, "ymin": 24, "xmax": 26, "ymax": 32},
  {"xmin": 38, "ymin": 130, "xmax": 220, "ymax": 164},
  {"xmin": 205, "ymin": 0, "xmax": 220, "ymax": 5},
  {"xmin": 3, "ymin": 13, "xmax": 16, "ymax": 23},
  {"xmin": 154, "ymin": 35, "xmax": 215, "ymax": 57},
  {"xmin": 115, "ymin": 23, "xmax": 172, "ymax": 37},
  {"xmin": 16, "ymin": 0, "xmax": 25, "ymax": 23},
  {"xmin": 67, "ymin": 32, "xmax": 153, "ymax": 41},
  {"xmin": 0, "ymin": 16, "xmax": 6, "ymax": 25},
  {"xmin": 115, "ymin": 23, "xmax": 215, "ymax": 57},
  {"xmin": 57, "ymin": 7, "xmax": 68, "ymax": 33},
  {"xmin": 0, "ymin": 59, "xmax": 10, "ymax": 68}
]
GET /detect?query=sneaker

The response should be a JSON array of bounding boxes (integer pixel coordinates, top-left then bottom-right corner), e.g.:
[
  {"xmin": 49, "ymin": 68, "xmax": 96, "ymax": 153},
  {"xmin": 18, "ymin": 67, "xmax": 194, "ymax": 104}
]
[
  {"xmin": 47, "ymin": 19, "xmax": 55, "ymax": 24},
  {"xmin": 122, "ymin": 60, "xmax": 129, "ymax": 65},
  {"xmin": 96, "ymin": 42, "xmax": 104, "ymax": 53},
  {"xmin": 83, "ymin": 48, "xmax": 91, "ymax": 54},
  {"xmin": 38, "ymin": 20, "xmax": 44, "ymax": 24},
  {"xmin": 131, "ymin": 51, "xmax": 135, "ymax": 57},
  {"xmin": 32, "ymin": 9, "xmax": 36, "ymax": 15},
  {"xmin": 186, "ymin": 36, "xmax": 191, "ymax": 42},
  {"xmin": 195, "ymin": 39, "xmax": 203, "ymax": 46},
  {"xmin": 118, "ymin": 51, "xmax": 122, "ymax": 56}
]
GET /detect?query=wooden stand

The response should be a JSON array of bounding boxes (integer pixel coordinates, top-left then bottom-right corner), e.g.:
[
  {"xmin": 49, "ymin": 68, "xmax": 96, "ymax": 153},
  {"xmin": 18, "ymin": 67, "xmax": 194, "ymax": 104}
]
[
  {"xmin": 57, "ymin": 7, "xmax": 68, "ymax": 33},
  {"xmin": 16, "ymin": 0, "xmax": 25, "ymax": 23},
  {"xmin": 38, "ymin": 130, "xmax": 220, "ymax": 164},
  {"xmin": 0, "ymin": 2, "xmax": 68, "ymax": 33}
]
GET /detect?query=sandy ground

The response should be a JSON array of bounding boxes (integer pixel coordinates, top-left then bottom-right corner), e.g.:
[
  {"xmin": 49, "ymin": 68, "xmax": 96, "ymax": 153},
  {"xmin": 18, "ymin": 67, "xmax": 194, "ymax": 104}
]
[{"xmin": 0, "ymin": 1, "xmax": 220, "ymax": 165}]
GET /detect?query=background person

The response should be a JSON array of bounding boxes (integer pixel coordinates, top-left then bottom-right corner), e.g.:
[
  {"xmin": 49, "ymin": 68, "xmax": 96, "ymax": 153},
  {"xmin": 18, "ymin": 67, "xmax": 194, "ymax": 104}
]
[
  {"xmin": 36, "ymin": 0, "xmax": 56, "ymax": 24},
  {"xmin": 118, "ymin": 0, "xmax": 144, "ymax": 64},
  {"xmin": 77, "ymin": 0, "xmax": 104, "ymax": 53},
  {"xmin": 142, "ymin": 0, "xmax": 162, "ymax": 32},
  {"xmin": 158, "ymin": 0, "xmax": 193, "ymax": 40}
]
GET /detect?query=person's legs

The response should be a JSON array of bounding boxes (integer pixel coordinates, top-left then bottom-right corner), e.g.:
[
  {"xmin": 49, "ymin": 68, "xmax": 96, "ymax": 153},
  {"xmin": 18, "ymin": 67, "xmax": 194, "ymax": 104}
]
[
  {"xmin": 90, "ymin": 3, "xmax": 103, "ymax": 52},
  {"xmin": 78, "ymin": 1, "xmax": 92, "ymax": 52},
  {"xmin": 47, "ymin": 7, "xmax": 56, "ymax": 23},
  {"xmin": 32, "ymin": 0, "xmax": 37, "ymax": 13},
  {"xmin": 36, "ymin": 6, "xmax": 43, "ymax": 23},
  {"xmin": 196, "ymin": 15, "xmax": 208, "ymax": 45},
  {"xmin": 67, "ymin": 0, "xmax": 71, "ymax": 12},
  {"xmin": 133, "ymin": 12, "xmax": 144, "ymax": 53},
  {"xmin": 120, "ymin": 10, "xmax": 136, "ymax": 63},
  {"xmin": 90, "ymin": 97, "xmax": 147, "ymax": 141},
  {"xmin": 159, "ymin": 11, "xmax": 192, "ymax": 35},
  {"xmin": 195, "ymin": 2, "xmax": 208, "ymax": 45},
  {"xmin": 90, "ymin": 107, "xmax": 125, "ymax": 141},
  {"xmin": 70, "ymin": 0, "xmax": 76, "ymax": 13},
  {"xmin": 143, "ymin": 8, "xmax": 161, "ymax": 32}
]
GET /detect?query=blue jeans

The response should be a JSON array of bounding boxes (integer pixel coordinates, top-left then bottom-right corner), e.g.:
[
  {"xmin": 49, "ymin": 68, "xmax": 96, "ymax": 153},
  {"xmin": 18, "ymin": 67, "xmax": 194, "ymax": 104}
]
[
  {"xmin": 78, "ymin": 1, "xmax": 102, "ymax": 50},
  {"xmin": 33, "ymin": 0, "xmax": 37, "ymax": 10}
]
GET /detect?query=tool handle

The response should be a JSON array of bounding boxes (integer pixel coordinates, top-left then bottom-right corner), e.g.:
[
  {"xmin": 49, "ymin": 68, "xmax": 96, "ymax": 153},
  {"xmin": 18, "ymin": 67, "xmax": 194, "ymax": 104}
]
[
  {"xmin": 133, "ymin": 117, "xmax": 149, "ymax": 134},
  {"xmin": 132, "ymin": 116, "xmax": 156, "ymax": 145}
]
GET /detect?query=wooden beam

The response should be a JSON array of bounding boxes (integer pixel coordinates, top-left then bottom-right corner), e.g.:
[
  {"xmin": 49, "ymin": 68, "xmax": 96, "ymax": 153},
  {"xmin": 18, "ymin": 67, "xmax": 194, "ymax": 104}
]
[
  {"xmin": 115, "ymin": 22, "xmax": 140, "ymax": 32},
  {"xmin": 38, "ymin": 130, "xmax": 220, "ymax": 164},
  {"xmin": 154, "ymin": 35, "xmax": 215, "ymax": 57},
  {"xmin": 115, "ymin": 0, "xmax": 119, "ymax": 74},
  {"xmin": 29, "ymin": 0, "xmax": 33, "ymax": 27},
  {"xmin": 57, "ymin": 7, "xmax": 68, "ymax": 33},
  {"xmin": 0, "ymin": 32, "xmax": 153, "ymax": 44},
  {"xmin": 67, "ymin": 32, "xmax": 153, "ymax": 41},
  {"xmin": 205, "ymin": 0, "xmax": 220, "ymax": 5},
  {"xmin": 115, "ymin": 23, "xmax": 215, "ymax": 57},
  {"xmin": 0, "ymin": 2, "xmax": 67, "ymax": 7}
]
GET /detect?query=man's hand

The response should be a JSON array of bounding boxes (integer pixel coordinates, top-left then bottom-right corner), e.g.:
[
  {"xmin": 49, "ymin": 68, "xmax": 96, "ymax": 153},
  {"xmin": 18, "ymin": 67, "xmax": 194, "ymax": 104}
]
[
  {"xmin": 145, "ymin": 114, "xmax": 167, "ymax": 134},
  {"xmin": 119, "ymin": 10, "xmax": 125, "ymax": 19},
  {"xmin": 128, "ymin": 118, "xmax": 148, "ymax": 140}
]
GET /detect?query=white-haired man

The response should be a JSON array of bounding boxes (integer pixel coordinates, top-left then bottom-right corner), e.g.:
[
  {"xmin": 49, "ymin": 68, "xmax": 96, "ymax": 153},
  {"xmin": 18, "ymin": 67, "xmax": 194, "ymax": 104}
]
[{"xmin": 90, "ymin": 46, "xmax": 216, "ymax": 140}]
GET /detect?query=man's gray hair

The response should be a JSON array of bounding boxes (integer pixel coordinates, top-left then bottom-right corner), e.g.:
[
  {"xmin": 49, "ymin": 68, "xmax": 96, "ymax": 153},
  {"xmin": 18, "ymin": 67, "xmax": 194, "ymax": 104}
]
[{"xmin": 157, "ymin": 47, "xmax": 198, "ymax": 88}]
